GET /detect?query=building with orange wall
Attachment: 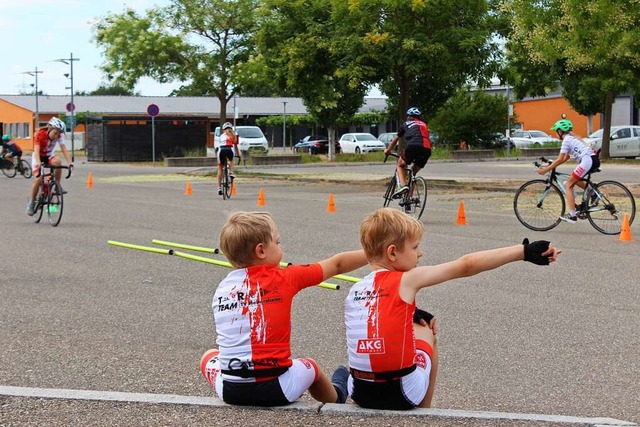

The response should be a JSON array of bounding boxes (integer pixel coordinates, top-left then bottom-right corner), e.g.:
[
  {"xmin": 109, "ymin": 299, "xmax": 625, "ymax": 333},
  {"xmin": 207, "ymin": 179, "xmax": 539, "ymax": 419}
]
[{"xmin": 512, "ymin": 95, "xmax": 600, "ymax": 137}]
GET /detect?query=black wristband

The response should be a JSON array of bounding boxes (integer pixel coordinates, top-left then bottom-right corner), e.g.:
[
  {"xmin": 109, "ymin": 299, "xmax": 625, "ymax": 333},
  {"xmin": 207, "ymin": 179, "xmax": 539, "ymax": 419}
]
[
  {"xmin": 522, "ymin": 238, "xmax": 551, "ymax": 265},
  {"xmin": 413, "ymin": 308, "xmax": 434, "ymax": 325}
]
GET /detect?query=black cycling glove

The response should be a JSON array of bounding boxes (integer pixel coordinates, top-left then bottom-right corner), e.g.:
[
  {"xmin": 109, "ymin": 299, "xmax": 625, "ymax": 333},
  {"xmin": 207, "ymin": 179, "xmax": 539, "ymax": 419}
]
[
  {"xmin": 522, "ymin": 238, "xmax": 551, "ymax": 265},
  {"xmin": 413, "ymin": 308, "xmax": 434, "ymax": 325}
]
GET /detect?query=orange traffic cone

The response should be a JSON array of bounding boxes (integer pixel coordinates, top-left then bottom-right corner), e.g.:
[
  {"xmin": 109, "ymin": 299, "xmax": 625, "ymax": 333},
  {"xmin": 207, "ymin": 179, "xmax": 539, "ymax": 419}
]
[
  {"xmin": 619, "ymin": 213, "xmax": 632, "ymax": 242},
  {"xmin": 326, "ymin": 193, "xmax": 336, "ymax": 213},
  {"xmin": 456, "ymin": 201, "xmax": 467, "ymax": 225},
  {"xmin": 86, "ymin": 172, "xmax": 93, "ymax": 189},
  {"xmin": 257, "ymin": 188, "xmax": 266, "ymax": 206},
  {"xmin": 185, "ymin": 181, "xmax": 192, "ymax": 196},
  {"xmin": 231, "ymin": 181, "xmax": 237, "ymax": 196}
]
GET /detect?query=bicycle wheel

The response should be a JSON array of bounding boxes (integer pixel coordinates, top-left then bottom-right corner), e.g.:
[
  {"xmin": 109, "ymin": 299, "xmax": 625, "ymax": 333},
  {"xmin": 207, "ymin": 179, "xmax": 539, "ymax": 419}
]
[
  {"xmin": 222, "ymin": 165, "xmax": 231, "ymax": 200},
  {"xmin": 47, "ymin": 181, "xmax": 64, "ymax": 227},
  {"xmin": 1, "ymin": 161, "xmax": 16, "ymax": 178},
  {"xmin": 587, "ymin": 180, "xmax": 636, "ymax": 235},
  {"xmin": 33, "ymin": 194, "xmax": 44, "ymax": 224},
  {"xmin": 382, "ymin": 176, "xmax": 396, "ymax": 207},
  {"xmin": 513, "ymin": 180, "xmax": 565, "ymax": 231},
  {"xmin": 19, "ymin": 160, "xmax": 32, "ymax": 178},
  {"xmin": 404, "ymin": 176, "xmax": 427, "ymax": 220}
]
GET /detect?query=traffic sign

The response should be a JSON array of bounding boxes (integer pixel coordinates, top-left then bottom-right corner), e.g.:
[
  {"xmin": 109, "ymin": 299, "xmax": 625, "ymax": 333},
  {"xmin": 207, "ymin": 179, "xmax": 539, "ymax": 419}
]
[
  {"xmin": 66, "ymin": 102, "xmax": 75, "ymax": 112},
  {"xmin": 147, "ymin": 104, "xmax": 160, "ymax": 117}
]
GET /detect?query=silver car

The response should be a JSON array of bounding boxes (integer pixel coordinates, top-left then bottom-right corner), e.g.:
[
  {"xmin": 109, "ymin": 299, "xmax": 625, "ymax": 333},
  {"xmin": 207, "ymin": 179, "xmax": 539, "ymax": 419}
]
[
  {"xmin": 585, "ymin": 125, "xmax": 640, "ymax": 158},
  {"xmin": 339, "ymin": 133, "xmax": 386, "ymax": 154},
  {"xmin": 509, "ymin": 130, "xmax": 560, "ymax": 148}
]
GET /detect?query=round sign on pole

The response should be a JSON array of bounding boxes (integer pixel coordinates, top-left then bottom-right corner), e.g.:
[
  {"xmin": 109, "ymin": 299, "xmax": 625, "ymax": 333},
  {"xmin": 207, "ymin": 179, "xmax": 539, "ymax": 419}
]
[
  {"xmin": 66, "ymin": 102, "xmax": 75, "ymax": 112},
  {"xmin": 147, "ymin": 104, "xmax": 160, "ymax": 117}
]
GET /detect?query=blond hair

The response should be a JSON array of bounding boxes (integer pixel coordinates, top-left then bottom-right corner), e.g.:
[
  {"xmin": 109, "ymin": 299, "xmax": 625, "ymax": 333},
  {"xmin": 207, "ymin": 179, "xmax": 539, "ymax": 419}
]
[
  {"xmin": 360, "ymin": 208, "xmax": 423, "ymax": 260},
  {"xmin": 220, "ymin": 211, "xmax": 277, "ymax": 268}
]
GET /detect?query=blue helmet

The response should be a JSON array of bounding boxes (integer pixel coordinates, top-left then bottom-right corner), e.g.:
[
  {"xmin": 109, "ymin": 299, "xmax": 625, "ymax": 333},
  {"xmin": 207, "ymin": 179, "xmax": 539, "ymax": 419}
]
[
  {"xmin": 2, "ymin": 135, "xmax": 10, "ymax": 141},
  {"xmin": 406, "ymin": 107, "xmax": 421, "ymax": 117}
]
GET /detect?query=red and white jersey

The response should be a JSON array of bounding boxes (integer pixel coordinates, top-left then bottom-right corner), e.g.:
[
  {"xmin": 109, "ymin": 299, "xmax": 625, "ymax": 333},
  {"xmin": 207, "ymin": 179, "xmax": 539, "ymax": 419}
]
[
  {"xmin": 345, "ymin": 270, "xmax": 417, "ymax": 373},
  {"xmin": 35, "ymin": 128, "xmax": 65, "ymax": 158},
  {"xmin": 213, "ymin": 263, "xmax": 323, "ymax": 381},
  {"xmin": 219, "ymin": 132, "xmax": 236, "ymax": 148}
]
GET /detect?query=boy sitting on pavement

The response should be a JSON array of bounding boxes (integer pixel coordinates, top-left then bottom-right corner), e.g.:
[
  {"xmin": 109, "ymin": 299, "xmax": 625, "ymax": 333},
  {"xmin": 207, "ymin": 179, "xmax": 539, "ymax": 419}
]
[
  {"xmin": 345, "ymin": 208, "xmax": 561, "ymax": 409},
  {"xmin": 201, "ymin": 211, "xmax": 368, "ymax": 406}
]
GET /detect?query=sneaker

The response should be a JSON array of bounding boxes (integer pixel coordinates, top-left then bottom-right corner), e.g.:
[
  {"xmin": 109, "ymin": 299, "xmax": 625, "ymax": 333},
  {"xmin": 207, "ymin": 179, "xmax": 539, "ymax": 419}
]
[
  {"xmin": 217, "ymin": 187, "xmax": 223, "ymax": 195},
  {"xmin": 26, "ymin": 200, "xmax": 36, "ymax": 216},
  {"xmin": 331, "ymin": 365, "xmax": 349, "ymax": 404},
  {"xmin": 559, "ymin": 213, "xmax": 577, "ymax": 224},
  {"xmin": 229, "ymin": 172, "xmax": 235, "ymax": 181},
  {"xmin": 392, "ymin": 185, "xmax": 409, "ymax": 199}
]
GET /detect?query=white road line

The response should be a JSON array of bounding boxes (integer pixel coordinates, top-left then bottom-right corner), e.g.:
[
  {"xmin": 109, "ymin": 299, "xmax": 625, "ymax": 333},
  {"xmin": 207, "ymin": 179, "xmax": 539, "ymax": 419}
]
[{"xmin": 0, "ymin": 385, "xmax": 635, "ymax": 426}]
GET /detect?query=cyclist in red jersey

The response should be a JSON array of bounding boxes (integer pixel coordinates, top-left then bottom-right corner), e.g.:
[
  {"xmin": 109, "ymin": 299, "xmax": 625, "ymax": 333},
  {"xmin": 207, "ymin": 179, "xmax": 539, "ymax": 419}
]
[
  {"xmin": 385, "ymin": 107, "xmax": 432, "ymax": 198},
  {"xmin": 26, "ymin": 118, "xmax": 73, "ymax": 216},
  {"xmin": 345, "ymin": 208, "xmax": 561, "ymax": 410},
  {"xmin": 200, "ymin": 211, "xmax": 367, "ymax": 406}
]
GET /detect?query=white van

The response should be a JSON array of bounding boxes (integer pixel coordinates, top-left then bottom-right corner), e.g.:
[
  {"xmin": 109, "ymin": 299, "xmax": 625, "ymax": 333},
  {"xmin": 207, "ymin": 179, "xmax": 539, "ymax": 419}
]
[{"xmin": 211, "ymin": 125, "xmax": 269, "ymax": 155}]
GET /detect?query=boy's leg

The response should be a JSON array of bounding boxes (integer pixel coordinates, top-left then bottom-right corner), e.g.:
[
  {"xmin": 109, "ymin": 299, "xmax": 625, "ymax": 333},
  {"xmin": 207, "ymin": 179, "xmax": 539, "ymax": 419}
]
[
  {"xmin": 414, "ymin": 322, "xmax": 438, "ymax": 408},
  {"xmin": 279, "ymin": 358, "xmax": 343, "ymax": 404},
  {"xmin": 200, "ymin": 349, "xmax": 223, "ymax": 398}
]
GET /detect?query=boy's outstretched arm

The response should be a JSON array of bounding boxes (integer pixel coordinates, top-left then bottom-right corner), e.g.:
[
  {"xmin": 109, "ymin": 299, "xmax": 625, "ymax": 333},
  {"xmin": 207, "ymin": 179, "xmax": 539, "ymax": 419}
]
[
  {"xmin": 318, "ymin": 250, "xmax": 368, "ymax": 281},
  {"xmin": 401, "ymin": 240, "xmax": 560, "ymax": 298}
]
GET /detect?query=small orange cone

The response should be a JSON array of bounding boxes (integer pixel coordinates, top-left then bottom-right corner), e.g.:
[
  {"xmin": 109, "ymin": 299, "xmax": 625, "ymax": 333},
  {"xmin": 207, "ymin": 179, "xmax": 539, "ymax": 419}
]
[
  {"xmin": 231, "ymin": 181, "xmax": 237, "ymax": 196},
  {"xmin": 185, "ymin": 181, "xmax": 192, "ymax": 196},
  {"xmin": 619, "ymin": 213, "xmax": 632, "ymax": 242},
  {"xmin": 326, "ymin": 193, "xmax": 336, "ymax": 213},
  {"xmin": 257, "ymin": 188, "xmax": 266, "ymax": 206},
  {"xmin": 86, "ymin": 172, "xmax": 93, "ymax": 189},
  {"xmin": 456, "ymin": 201, "xmax": 467, "ymax": 225}
]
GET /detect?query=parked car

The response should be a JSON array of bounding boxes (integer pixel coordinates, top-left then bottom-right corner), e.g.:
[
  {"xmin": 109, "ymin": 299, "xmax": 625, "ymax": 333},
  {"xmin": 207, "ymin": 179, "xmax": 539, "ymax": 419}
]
[
  {"xmin": 509, "ymin": 130, "xmax": 560, "ymax": 148},
  {"xmin": 377, "ymin": 132, "xmax": 396, "ymax": 147},
  {"xmin": 338, "ymin": 133, "xmax": 386, "ymax": 154},
  {"xmin": 294, "ymin": 135, "xmax": 327, "ymax": 153},
  {"xmin": 309, "ymin": 140, "xmax": 340, "ymax": 155},
  {"xmin": 585, "ymin": 125, "xmax": 640, "ymax": 158},
  {"xmin": 213, "ymin": 125, "xmax": 269, "ymax": 154}
]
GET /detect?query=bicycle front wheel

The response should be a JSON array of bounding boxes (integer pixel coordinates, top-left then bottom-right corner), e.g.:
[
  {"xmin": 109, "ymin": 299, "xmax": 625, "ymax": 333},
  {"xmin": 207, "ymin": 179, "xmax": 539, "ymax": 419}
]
[
  {"xmin": 19, "ymin": 160, "xmax": 32, "ymax": 178},
  {"xmin": 2, "ymin": 162, "xmax": 16, "ymax": 178},
  {"xmin": 587, "ymin": 180, "xmax": 636, "ymax": 235},
  {"xmin": 514, "ymin": 180, "xmax": 565, "ymax": 231},
  {"xmin": 383, "ymin": 176, "xmax": 396, "ymax": 207},
  {"xmin": 405, "ymin": 177, "xmax": 427, "ymax": 220},
  {"xmin": 33, "ymin": 194, "xmax": 44, "ymax": 223},
  {"xmin": 47, "ymin": 182, "xmax": 64, "ymax": 227}
]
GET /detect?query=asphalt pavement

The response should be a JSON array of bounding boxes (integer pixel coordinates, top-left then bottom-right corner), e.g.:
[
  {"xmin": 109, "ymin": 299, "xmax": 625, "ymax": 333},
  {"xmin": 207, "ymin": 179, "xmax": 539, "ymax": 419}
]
[{"xmin": 1, "ymin": 158, "xmax": 638, "ymax": 426}]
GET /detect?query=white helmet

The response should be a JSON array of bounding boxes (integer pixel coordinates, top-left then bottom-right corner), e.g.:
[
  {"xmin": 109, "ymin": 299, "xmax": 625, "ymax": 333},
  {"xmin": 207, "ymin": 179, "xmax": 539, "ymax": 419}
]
[
  {"xmin": 222, "ymin": 122, "xmax": 233, "ymax": 130},
  {"xmin": 48, "ymin": 117, "xmax": 66, "ymax": 132}
]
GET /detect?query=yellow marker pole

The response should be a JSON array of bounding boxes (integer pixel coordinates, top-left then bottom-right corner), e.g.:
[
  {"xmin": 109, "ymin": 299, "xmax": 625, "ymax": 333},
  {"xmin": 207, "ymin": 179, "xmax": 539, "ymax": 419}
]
[
  {"xmin": 152, "ymin": 239, "xmax": 216, "ymax": 254},
  {"xmin": 172, "ymin": 251, "xmax": 339, "ymax": 290},
  {"xmin": 108, "ymin": 240, "xmax": 173, "ymax": 255}
]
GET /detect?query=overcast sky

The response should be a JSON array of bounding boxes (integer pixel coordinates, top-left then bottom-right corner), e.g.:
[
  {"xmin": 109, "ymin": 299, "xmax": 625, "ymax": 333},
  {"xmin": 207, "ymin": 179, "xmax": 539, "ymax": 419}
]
[{"xmin": 0, "ymin": 0, "xmax": 181, "ymax": 96}]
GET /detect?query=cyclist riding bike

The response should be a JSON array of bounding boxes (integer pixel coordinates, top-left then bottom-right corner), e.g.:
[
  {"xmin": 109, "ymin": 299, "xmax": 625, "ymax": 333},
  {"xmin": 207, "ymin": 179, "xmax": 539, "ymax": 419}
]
[
  {"xmin": 537, "ymin": 119, "xmax": 600, "ymax": 224},
  {"xmin": 216, "ymin": 122, "xmax": 241, "ymax": 195},
  {"xmin": 26, "ymin": 117, "xmax": 73, "ymax": 216},
  {"xmin": 384, "ymin": 107, "xmax": 432, "ymax": 199},
  {"xmin": 1, "ymin": 134, "xmax": 23, "ymax": 166}
]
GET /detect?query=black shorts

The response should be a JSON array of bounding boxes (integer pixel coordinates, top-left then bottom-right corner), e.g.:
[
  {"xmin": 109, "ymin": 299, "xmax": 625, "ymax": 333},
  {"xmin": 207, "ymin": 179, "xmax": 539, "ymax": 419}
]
[
  {"xmin": 217, "ymin": 147, "xmax": 234, "ymax": 165},
  {"xmin": 351, "ymin": 377, "xmax": 415, "ymax": 410},
  {"xmin": 401, "ymin": 145, "xmax": 431, "ymax": 169},
  {"xmin": 222, "ymin": 379, "xmax": 289, "ymax": 407}
]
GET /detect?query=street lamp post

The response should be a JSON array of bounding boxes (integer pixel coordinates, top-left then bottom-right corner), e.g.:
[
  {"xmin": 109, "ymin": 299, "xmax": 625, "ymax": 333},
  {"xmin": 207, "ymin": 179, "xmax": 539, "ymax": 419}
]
[
  {"xmin": 54, "ymin": 53, "xmax": 80, "ymax": 160},
  {"xmin": 282, "ymin": 101, "xmax": 288, "ymax": 150},
  {"xmin": 23, "ymin": 68, "xmax": 43, "ymax": 136}
]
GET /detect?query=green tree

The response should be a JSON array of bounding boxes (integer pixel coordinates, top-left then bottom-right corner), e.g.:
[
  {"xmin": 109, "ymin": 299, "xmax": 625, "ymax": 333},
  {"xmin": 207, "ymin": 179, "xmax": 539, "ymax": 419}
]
[
  {"xmin": 505, "ymin": 0, "xmax": 640, "ymax": 158},
  {"xmin": 430, "ymin": 89, "xmax": 509, "ymax": 149},
  {"xmin": 93, "ymin": 0, "xmax": 270, "ymax": 125},
  {"xmin": 76, "ymin": 84, "xmax": 139, "ymax": 96}
]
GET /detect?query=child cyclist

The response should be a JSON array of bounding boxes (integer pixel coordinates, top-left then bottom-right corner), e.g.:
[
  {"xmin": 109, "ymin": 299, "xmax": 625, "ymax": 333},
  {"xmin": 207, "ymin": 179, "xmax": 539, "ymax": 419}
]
[
  {"xmin": 345, "ymin": 208, "xmax": 561, "ymax": 410},
  {"xmin": 200, "ymin": 211, "xmax": 368, "ymax": 406},
  {"xmin": 1, "ymin": 134, "xmax": 23, "ymax": 166},
  {"xmin": 537, "ymin": 119, "xmax": 600, "ymax": 224},
  {"xmin": 26, "ymin": 117, "xmax": 73, "ymax": 216},
  {"xmin": 216, "ymin": 122, "xmax": 241, "ymax": 195}
]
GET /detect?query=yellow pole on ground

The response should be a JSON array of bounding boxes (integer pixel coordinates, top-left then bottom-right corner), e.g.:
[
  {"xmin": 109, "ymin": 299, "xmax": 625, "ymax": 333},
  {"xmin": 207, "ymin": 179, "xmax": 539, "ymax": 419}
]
[{"xmin": 108, "ymin": 240, "xmax": 174, "ymax": 255}]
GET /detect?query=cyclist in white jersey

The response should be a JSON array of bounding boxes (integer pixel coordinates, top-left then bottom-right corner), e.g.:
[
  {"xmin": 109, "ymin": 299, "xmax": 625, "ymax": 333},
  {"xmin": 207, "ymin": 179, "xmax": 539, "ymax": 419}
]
[{"xmin": 537, "ymin": 119, "xmax": 600, "ymax": 224}]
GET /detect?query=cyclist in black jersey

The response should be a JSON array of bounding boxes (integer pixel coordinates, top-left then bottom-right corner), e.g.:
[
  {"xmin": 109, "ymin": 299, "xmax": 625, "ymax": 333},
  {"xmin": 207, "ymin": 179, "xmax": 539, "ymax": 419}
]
[{"xmin": 385, "ymin": 107, "xmax": 432, "ymax": 198}]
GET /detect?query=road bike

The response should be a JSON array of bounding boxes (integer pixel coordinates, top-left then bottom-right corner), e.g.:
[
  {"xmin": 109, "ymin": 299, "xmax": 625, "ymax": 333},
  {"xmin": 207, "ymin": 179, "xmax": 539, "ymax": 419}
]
[
  {"xmin": 382, "ymin": 152, "xmax": 427, "ymax": 220},
  {"xmin": 32, "ymin": 165, "xmax": 73, "ymax": 227},
  {"xmin": 219, "ymin": 158, "xmax": 235, "ymax": 200},
  {"xmin": 1, "ymin": 155, "xmax": 32, "ymax": 179},
  {"xmin": 513, "ymin": 157, "xmax": 636, "ymax": 235}
]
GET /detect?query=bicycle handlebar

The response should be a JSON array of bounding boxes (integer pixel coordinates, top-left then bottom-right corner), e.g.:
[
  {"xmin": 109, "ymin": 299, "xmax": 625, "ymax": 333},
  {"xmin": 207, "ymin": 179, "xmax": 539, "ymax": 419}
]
[
  {"xmin": 36, "ymin": 164, "xmax": 73, "ymax": 179},
  {"xmin": 533, "ymin": 156, "xmax": 553, "ymax": 169},
  {"xmin": 383, "ymin": 152, "xmax": 400, "ymax": 163}
]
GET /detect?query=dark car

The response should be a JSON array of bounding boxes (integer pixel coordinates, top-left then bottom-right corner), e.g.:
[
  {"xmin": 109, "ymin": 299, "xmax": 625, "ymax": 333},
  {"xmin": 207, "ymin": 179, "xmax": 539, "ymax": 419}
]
[
  {"xmin": 308, "ymin": 139, "xmax": 341, "ymax": 155},
  {"xmin": 294, "ymin": 135, "xmax": 326, "ymax": 153}
]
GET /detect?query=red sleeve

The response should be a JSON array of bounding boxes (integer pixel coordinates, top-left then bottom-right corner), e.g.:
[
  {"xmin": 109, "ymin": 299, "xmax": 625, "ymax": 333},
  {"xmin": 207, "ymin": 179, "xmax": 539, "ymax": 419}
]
[{"xmin": 283, "ymin": 263, "xmax": 324, "ymax": 291}]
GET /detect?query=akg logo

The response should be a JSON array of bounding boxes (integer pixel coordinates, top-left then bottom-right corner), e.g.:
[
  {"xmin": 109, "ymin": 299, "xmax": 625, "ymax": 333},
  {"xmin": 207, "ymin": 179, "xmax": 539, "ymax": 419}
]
[{"xmin": 356, "ymin": 338, "xmax": 385, "ymax": 354}]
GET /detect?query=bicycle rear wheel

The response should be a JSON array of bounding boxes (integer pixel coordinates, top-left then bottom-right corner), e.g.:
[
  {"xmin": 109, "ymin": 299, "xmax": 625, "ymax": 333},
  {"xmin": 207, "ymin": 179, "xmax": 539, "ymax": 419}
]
[
  {"xmin": 587, "ymin": 180, "xmax": 636, "ymax": 235},
  {"xmin": 222, "ymin": 165, "xmax": 231, "ymax": 200},
  {"xmin": 513, "ymin": 180, "xmax": 565, "ymax": 231},
  {"xmin": 19, "ymin": 160, "xmax": 32, "ymax": 178},
  {"xmin": 47, "ymin": 181, "xmax": 64, "ymax": 227},
  {"xmin": 404, "ymin": 177, "xmax": 427, "ymax": 220},
  {"xmin": 1, "ymin": 161, "xmax": 16, "ymax": 178},
  {"xmin": 383, "ymin": 176, "xmax": 396, "ymax": 207}
]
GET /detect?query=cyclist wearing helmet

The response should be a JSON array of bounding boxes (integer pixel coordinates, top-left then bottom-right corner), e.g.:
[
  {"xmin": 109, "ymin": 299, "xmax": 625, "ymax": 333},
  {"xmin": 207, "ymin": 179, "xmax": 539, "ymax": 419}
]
[
  {"xmin": 385, "ymin": 107, "xmax": 432, "ymax": 200},
  {"xmin": 217, "ymin": 122, "xmax": 241, "ymax": 195},
  {"xmin": 26, "ymin": 117, "xmax": 73, "ymax": 216},
  {"xmin": 537, "ymin": 119, "xmax": 599, "ymax": 224},
  {"xmin": 1, "ymin": 134, "xmax": 23, "ymax": 165}
]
